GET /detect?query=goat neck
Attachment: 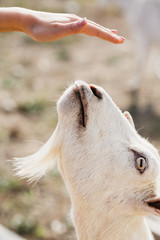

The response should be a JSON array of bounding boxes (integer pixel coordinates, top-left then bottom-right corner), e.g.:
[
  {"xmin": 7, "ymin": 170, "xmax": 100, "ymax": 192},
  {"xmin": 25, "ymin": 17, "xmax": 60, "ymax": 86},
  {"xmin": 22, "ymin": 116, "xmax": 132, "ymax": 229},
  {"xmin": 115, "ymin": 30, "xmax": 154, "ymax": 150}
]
[{"xmin": 72, "ymin": 197, "xmax": 154, "ymax": 240}]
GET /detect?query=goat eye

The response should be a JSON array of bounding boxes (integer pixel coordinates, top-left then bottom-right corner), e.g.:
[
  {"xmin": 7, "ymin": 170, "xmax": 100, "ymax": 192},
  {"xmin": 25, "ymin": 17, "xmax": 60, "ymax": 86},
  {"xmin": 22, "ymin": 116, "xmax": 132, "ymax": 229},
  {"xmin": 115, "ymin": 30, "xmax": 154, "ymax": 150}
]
[{"xmin": 135, "ymin": 156, "xmax": 147, "ymax": 173}]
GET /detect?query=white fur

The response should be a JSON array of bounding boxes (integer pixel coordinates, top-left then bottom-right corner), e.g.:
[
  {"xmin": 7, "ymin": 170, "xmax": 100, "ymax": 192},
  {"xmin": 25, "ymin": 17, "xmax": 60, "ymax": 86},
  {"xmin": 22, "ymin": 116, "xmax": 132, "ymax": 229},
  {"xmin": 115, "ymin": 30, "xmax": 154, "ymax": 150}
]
[
  {"xmin": 98, "ymin": 0, "xmax": 160, "ymax": 91},
  {"xmin": 14, "ymin": 81, "xmax": 160, "ymax": 240},
  {"xmin": 14, "ymin": 126, "xmax": 61, "ymax": 182}
]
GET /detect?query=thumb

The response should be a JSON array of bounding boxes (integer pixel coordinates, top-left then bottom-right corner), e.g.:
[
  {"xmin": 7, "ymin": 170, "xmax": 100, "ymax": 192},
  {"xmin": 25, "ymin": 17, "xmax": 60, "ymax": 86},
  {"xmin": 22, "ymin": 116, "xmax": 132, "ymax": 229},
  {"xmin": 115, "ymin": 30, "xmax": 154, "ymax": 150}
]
[{"xmin": 68, "ymin": 18, "xmax": 87, "ymax": 33}]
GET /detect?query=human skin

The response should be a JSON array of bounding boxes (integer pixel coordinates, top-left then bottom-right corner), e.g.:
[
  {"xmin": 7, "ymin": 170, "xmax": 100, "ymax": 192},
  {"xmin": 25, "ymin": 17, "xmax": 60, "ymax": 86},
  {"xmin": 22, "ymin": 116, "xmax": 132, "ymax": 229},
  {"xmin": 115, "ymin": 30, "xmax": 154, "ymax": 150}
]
[{"xmin": 0, "ymin": 7, "xmax": 125, "ymax": 43}]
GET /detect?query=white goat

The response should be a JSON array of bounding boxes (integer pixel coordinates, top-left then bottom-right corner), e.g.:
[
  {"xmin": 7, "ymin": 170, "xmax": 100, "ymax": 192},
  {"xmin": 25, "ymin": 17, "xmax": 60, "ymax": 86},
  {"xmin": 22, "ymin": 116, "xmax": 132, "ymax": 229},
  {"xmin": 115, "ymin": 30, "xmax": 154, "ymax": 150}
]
[
  {"xmin": 14, "ymin": 81, "xmax": 160, "ymax": 240},
  {"xmin": 98, "ymin": 0, "xmax": 160, "ymax": 92}
]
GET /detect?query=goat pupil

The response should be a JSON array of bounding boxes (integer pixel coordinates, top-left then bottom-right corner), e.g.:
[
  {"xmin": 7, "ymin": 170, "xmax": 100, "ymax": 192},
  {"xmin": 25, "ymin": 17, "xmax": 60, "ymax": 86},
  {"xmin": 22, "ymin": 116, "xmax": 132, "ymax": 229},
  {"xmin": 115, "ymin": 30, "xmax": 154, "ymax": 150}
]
[{"xmin": 140, "ymin": 159, "xmax": 143, "ymax": 168}]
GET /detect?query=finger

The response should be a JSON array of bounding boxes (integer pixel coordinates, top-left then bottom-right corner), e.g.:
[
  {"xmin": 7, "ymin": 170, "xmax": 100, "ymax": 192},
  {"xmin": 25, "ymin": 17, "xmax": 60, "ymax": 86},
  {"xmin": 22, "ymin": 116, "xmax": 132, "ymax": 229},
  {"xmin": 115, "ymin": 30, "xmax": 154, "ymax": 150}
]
[
  {"xmin": 87, "ymin": 20, "xmax": 117, "ymax": 35},
  {"xmin": 68, "ymin": 16, "xmax": 118, "ymax": 36},
  {"xmin": 65, "ymin": 18, "xmax": 87, "ymax": 34},
  {"xmin": 87, "ymin": 20, "xmax": 123, "ymax": 42},
  {"xmin": 81, "ymin": 22, "xmax": 125, "ymax": 44}
]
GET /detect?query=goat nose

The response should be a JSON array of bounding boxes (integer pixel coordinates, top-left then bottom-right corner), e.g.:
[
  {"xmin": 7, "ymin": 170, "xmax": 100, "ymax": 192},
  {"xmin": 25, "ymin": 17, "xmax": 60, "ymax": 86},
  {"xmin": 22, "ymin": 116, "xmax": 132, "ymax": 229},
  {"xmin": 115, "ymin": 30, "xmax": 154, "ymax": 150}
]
[{"xmin": 90, "ymin": 85, "xmax": 103, "ymax": 99}]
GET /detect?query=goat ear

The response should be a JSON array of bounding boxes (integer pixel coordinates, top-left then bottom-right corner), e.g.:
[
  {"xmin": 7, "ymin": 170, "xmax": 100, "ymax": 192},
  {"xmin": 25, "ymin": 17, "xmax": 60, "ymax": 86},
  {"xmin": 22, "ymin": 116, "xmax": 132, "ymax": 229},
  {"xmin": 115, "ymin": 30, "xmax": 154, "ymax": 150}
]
[
  {"xmin": 13, "ymin": 127, "xmax": 61, "ymax": 182},
  {"xmin": 123, "ymin": 111, "xmax": 135, "ymax": 129}
]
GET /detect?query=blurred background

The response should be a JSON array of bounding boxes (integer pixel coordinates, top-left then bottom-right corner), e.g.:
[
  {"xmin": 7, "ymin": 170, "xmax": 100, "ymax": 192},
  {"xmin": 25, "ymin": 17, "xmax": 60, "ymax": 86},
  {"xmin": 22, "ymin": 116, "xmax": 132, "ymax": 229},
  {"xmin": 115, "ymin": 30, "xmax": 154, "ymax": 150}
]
[{"xmin": 0, "ymin": 0, "xmax": 160, "ymax": 239}]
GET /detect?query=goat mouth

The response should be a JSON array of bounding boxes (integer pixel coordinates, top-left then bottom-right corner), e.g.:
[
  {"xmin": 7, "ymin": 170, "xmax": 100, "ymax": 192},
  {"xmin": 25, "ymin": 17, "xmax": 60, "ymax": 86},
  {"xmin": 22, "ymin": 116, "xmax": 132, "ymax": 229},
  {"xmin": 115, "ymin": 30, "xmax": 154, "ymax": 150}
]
[
  {"xmin": 146, "ymin": 198, "xmax": 160, "ymax": 213},
  {"xmin": 75, "ymin": 84, "xmax": 88, "ymax": 128}
]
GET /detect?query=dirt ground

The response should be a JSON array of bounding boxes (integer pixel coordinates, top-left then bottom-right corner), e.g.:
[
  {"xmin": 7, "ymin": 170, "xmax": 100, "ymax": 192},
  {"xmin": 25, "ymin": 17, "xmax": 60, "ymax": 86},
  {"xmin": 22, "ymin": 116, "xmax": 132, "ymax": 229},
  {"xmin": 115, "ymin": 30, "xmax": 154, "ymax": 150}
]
[{"xmin": 1, "ymin": 0, "xmax": 160, "ymax": 239}]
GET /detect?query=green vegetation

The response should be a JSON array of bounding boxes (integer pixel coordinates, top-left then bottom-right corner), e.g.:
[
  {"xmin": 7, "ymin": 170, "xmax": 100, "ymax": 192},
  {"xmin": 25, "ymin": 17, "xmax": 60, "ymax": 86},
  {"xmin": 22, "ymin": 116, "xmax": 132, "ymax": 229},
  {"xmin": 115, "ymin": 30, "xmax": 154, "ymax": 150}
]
[
  {"xmin": 17, "ymin": 99, "xmax": 49, "ymax": 115},
  {"xmin": 0, "ymin": 177, "xmax": 27, "ymax": 192},
  {"xmin": 10, "ymin": 215, "xmax": 46, "ymax": 238}
]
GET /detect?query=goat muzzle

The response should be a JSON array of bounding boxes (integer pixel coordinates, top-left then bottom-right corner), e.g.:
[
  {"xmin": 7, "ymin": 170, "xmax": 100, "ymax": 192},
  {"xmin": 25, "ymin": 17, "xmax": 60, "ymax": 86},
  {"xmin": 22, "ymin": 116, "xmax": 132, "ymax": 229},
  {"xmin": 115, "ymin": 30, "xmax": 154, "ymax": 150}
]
[{"xmin": 75, "ymin": 84, "xmax": 88, "ymax": 128}]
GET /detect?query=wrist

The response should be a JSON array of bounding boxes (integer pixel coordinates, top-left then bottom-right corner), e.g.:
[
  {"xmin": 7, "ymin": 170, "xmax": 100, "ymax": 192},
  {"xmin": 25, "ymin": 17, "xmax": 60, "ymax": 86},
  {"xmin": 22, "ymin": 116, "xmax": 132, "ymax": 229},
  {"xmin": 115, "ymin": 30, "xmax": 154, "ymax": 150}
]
[
  {"xmin": 18, "ymin": 8, "xmax": 41, "ymax": 40},
  {"xmin": 0, "ymin": 7, "xmax": 38, "ymax": 35}
]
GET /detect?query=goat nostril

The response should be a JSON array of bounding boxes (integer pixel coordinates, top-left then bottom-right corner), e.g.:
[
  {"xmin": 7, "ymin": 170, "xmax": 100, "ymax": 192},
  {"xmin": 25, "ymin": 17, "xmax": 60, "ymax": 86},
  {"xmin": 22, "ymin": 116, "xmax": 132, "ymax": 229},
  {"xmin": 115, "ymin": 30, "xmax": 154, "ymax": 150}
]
[{"xmin": 90, "ymin": 85, "xmax": 102, "ymax": 99}]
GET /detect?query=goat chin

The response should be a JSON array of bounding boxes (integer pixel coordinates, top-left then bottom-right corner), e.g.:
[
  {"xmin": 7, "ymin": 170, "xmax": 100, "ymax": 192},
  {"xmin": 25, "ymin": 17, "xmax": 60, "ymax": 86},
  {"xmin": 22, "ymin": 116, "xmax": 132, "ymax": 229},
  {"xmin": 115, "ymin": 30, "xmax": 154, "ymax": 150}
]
[{"xmin": 13, "ymin": 125, "xmax": 60, "ymax": 182}]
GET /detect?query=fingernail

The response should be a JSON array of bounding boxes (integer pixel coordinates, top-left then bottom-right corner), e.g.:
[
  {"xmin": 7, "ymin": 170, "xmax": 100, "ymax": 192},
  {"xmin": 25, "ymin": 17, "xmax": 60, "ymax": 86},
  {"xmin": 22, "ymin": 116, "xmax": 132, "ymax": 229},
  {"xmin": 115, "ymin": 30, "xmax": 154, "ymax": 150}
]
[
  {"xmin": 120, "ymin": 37, "xmax": 125, "ymax": 41},
  {"xmin": 111, "ymin": 29, "xmax": 117, "ymax": 33},
  {"xmin": 79, "ymin": 17, "xmax": 87, "ymax": 27}
]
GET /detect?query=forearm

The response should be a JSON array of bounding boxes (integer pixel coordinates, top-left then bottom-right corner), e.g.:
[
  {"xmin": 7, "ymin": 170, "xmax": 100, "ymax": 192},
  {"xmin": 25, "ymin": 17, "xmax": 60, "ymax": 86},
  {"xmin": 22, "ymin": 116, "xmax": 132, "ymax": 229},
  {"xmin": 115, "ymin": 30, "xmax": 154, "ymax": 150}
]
[{"xmin": 0, "ymin": 7, "xmax": 36, "ymax": 34}]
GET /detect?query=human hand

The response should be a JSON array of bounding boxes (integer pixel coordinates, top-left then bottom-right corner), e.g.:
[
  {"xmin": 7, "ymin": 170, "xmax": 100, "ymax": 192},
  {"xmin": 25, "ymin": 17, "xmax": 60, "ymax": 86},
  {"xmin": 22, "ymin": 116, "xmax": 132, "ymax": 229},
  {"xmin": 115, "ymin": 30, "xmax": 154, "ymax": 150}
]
[{"xmin": 26, "ymin": 12, "xmax": 125, "ymax": 44}]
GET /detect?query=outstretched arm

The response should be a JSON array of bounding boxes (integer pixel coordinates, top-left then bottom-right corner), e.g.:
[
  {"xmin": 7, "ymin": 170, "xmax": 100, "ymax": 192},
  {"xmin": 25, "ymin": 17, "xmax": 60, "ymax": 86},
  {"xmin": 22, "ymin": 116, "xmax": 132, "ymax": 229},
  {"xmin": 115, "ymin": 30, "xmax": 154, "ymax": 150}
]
[{"xmin": 0, "ymin": 7, "xmax": 125, "ymax": 44}]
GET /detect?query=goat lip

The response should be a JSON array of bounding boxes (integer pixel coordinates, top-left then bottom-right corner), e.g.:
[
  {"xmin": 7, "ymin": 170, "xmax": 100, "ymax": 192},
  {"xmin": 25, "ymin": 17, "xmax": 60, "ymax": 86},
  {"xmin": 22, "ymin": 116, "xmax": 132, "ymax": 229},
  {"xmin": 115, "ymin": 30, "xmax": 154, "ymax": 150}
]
[
  {"xmin": 146, "ymin": 197, "xmax": 160, "ymax": 213},
  {"xmin": 75, "ymin": 84, "xmax": 88, "ymax": 128}
]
